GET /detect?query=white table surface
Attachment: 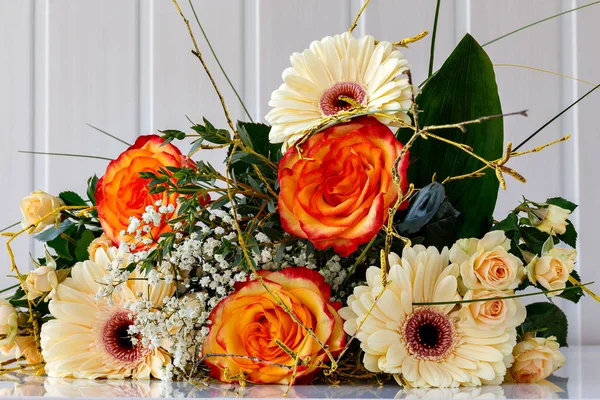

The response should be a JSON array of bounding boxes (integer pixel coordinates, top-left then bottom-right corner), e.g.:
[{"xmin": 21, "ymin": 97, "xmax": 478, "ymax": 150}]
[{"xmin": 0, "ymin": 346, "xmax": 598, "ymax": 399}]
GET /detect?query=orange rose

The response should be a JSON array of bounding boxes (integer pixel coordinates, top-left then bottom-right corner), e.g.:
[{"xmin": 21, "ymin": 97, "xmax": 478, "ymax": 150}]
[
  {"xmin": 203, "ymin": 267, "xmax": 346, "ymax": 384},
  {"xmin": 95, "ymin": 135, "xmax": 200, "ymax": 250},
  {"xmin": 278, "ymin": 117, "xmax": 409, "ymax": 257}
]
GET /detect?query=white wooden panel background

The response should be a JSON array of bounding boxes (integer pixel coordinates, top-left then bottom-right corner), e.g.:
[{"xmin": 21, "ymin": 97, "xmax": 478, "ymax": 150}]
[{"xmin": 0, "ymin": 0, "xmax": 598, "ymax": 349}]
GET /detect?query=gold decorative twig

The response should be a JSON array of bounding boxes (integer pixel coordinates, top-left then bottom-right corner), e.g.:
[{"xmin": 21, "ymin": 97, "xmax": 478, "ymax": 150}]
[
  {"xmin": 171, "ymin": 0, "xmax": 236, "ymax": 135},
  {"xmin": 2, "ymin": 205, "xmax": 94, "ymax": 363},
  {"xmin": 393, "ymin": 30, "xmax": 429, "ymax": 48},
  {"xmin": 422, "ymin": 109, "xmax": 528, "ymax": 133},
  {"xmin": 349, "ymin": 0, "xmax": 371, "ymax": 33}
]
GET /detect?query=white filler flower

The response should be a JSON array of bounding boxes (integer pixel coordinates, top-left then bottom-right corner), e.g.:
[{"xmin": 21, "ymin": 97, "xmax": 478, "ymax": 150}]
[{"xmin": 265, "ymin": 32, "xmax": 412, "ymax": 150}]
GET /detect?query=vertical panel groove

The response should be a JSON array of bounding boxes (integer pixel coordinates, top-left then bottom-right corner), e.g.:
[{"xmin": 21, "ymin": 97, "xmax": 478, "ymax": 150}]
[
  {"xmin": 559, "ymin": 0, "xmax": 581, "ymax": 348},
  {"xmin": 139, "ymin": 0, "xmax": 154, "ymax": 135}
]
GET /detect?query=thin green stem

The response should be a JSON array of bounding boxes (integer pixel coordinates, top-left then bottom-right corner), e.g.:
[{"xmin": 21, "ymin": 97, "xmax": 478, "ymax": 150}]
[
  {"xmin": 342, "ymin": 234, "xmax": 378, "ymax": 287},
  {"xmin": 0, "ymin": 222, "xmax": 20, "ymax": 233},
  {"xmin": 19, "ymin": 151, "xmax": 112, "ymax": 161},
  {"xmin": 85, "ymin": 123, "xmax": 131, "ymax": 146},
  {"xmin": 0, "ymin": 283, "xmax": 20, "ymax": 295},
  {"xmin": 428, "ymin": 0, "xmax": 441, "ymax": 78},
  {"xmin": 513, "ymin": 83, "xmax": 600, "ymax": 151},
  {"xmin": 413, "ymin": 282, "xmax": 594, "ymax": 306},
  {"xmin": 482, "ymin": 1, "xmax": 600, "ymax": 47},
  {"xmin": 188, "ymin": 0, "xmax": 254, "ymax": 122}
]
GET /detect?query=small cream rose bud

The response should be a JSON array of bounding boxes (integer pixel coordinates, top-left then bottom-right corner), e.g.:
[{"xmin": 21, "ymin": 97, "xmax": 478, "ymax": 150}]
[
  {"xmin": 450, "ymin": 230, "xmax": 525, "ymax": 291},
  {"xmin": 460, "ymin": 289, "xmax": 526, "ymax": 330},
  {"xmin": 526, "ymin": 247, "xmax": 576, "ymax": 296},
  {"xmin": 533, "ymin": 205, "xmax": 571, "ymax": 235},
  {"xmin": 87, "ymin": 234, "xmax": 114, "ymax": 260},
  {"xmin": 23, "ymin": 265, "xmax": 58, "ymax": 301},
  {"xmin": 0, "ymin": 299, "xmax": 18, "ymax": 347},
  {"xmin": 19, "ymin": 191, "xmax": 65, "ymax": 234},
  {"xmin": 13, "ymin": 335, "xmax": 42, "ymax": 365},
  {"xmin": 509, "ymin": 333, "xmax": 565, "ymax": 383}
]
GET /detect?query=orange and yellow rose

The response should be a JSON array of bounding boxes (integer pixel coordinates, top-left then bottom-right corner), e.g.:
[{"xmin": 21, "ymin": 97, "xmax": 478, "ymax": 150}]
[
  {"xmin": 202, "ymin": 267, "xmax": 346, "ymax": 384},
  {"xmin": 95, "ymin": 135, "xmax": 199, "ymax": 250},
  {"xmin": 278, "ymin": 117, "xmax": 409, "ymax": 257}
]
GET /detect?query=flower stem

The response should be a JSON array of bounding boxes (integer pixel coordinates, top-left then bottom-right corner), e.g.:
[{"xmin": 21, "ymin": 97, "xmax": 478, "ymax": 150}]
[
  {"xmin": 412, "ymin": 282, "xmax": 594, "ymax": 306},
  {"xmin": 18, "ymin": 151, "xmax": 112, "ymax": 161},
  {"xmin": 187, "ymin": 0, "xmax": 254, "ymax": 122},
  {"xmin": 482, "ymin": 1, "xmax": 600, "ymax": 47},
  {"xmin": 513, "ymin": 83, "xmax": 600, "ymax": 152},
  {"xmin": 428, "ymin": 0, "xmax": 441, "ymax": 78},
  {"xmin": 85, "ymin": 123, "xmax": 131, "ymax": 146}
]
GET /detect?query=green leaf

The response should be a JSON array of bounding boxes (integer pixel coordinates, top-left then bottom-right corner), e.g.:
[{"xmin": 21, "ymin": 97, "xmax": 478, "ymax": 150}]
[
  {"xmin": 230, "ymin": 151, "xmax": 264, "ymax": 165},
  {"xmin": 47, "ymin": 235, "xmax": 73, "ymax": 261},
  {"xmin": 75, "ymin": 230, "xmax": 96, "ymax": 261},
  {"xmin": 521, "ymin": 226, "xmax": 550, "ymax": 254},
  {"xmin": 559, "ymin": 270, "xmax": 584, "ymax": 304},
  {"xmin": 546, "ymin": 197, "xmax": 578, "ymax": 212},
  {"xmin": 398, "ymin": 34, "xmax": 503, "ymax": 238},
  {"xmin": 493, "ymin": 213, "xmax": 520, "ymax": 236},
  {"xmin": 87, "ymin": 175, "xmax": 99, "ymax": 205},
  {"xmin": 521, "ymin": 302, "xmax": 568, "ymax": 347},
  {"xmin": 558, "ymin": 219, "xmax": 577, "ymax": 248},
  {"xmin": 191, "ymin": 119, "xmax": 231, "ymax": 144},
  {"xmin": 59, "ymin": 191, "xmax": 87, "ymax": 207},
  {"xmin": 237, "ymin": 121, "xmax": 282, "ymax": 163}
]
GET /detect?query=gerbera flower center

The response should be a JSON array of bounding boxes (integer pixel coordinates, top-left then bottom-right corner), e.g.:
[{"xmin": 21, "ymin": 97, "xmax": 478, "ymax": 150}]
[
  {"xmin": 102, "ymin": 311, "xmax": 148, "ymax": 365},
  {"xmin": 319, "ymin": 82, "xmax": 366, "ymax": 116},
  {"xmin": 402, "ymin": 308, "xmax": 457, "ymax": 361}
]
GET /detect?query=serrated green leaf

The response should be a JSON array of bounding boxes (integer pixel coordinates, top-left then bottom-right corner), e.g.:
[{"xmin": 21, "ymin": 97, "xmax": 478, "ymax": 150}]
[
  {"xmin": 398, "ymin": 34, "xmax": 503, "ymax": 238},
  {"xmin": 237, "ymin": 121, "xmax": 282, "ymax": 163},
  {"xmin": 493, "ymin": 213, "xmax": 520, "ymax": 235},
  {"xmin": 546, "ymin": 197, "xmax": 578, "ymax": 212},
  {"xmin": 521, "ymin": 302, "xmax": 568, "ymax": 347},
  {"xmin": 521, "ymin": 226, "xmax": 550, "ymax": 254},
  {"xmin": 559, "ymin": 270, "xmax": 584, "ymax": 303},
  {"xmin": 558, "ymin": 219, "xmax": 577, "ymax": 248},
  {"xmin": 47, "ymin": 235, "xmax": 73, "ymax": 261},
  {"xmin": 59, "ymin": 191, "xmax": 87, "ymax": 207}
]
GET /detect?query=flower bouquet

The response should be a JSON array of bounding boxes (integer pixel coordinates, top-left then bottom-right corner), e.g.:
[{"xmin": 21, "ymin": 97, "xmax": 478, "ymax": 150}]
[{"xmin": 0, "ymin": 0, "xmax": 597, "ymax": 391}]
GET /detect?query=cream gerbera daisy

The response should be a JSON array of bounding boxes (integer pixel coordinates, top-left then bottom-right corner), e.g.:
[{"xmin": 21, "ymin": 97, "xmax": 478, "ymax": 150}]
[
  {"xmin": 265, "ymin": 32, "xmax": 412, "ymax": 150},
  {"xmin": 40, "ymin": 248, "xmax": 174, "ymax": 379},
  {"xmin": 339, "ymin": 246, "xmax": 517, "ymax": 387}
]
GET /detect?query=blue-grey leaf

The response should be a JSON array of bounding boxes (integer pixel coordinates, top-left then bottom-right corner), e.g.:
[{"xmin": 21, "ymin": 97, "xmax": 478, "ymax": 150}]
[{"xmin": 34, "ymin": 220, "xmax": 74, "ymax": 242}]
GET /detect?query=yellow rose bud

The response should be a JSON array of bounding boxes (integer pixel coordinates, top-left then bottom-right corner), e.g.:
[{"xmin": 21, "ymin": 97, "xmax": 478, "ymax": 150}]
[
  {"xmin": 526, "ymin": 247, "xmax": 576, "ymax": 296},
  {"xmin": 533, "ymin": 205, "xmax": 571, "ymax": 236},
  {"xmin": 509, "ymin": 333, "xmax": 565, "ymax": 383},
  {"xmin": 0, "ymin": 299, "xmax": 18, "ymax": 347},
  {"xmin": 87, "ymin": 234, "xmax": 114, "ymax": 260},
  {"xmin": 23, "ymin": 265, "xmax": 59, "ymax": 301},
  {"xmin": 19, "ymin": 191, "xmax": 65, "ymax": 233},
  {"xmin": 14, "ymin": 335, "xmax": 42, "ymax": 365},
  {"xmin": 450, "ymin": 230, "xmax": 524, "ymax": 291},
  {"xmin": 460, "ymin": 289, "xmax": 526, "ymax": 330}
]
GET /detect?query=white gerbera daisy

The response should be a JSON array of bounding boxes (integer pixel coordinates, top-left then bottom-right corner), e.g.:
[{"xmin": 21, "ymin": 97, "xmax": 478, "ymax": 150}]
[
  {"xmin": 265, "ymin": 32, "xmax": 412, "ymax": 149},
  {"xmin": 40, "ymin": 248, "xmax": 173, "ymax": 379},
  {"xmin": 339, "ymin": 246, "xmax": 517, "ymax": 387}
]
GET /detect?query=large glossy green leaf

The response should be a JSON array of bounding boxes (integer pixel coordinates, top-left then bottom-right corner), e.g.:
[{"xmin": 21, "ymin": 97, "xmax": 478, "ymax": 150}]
[{"xmin": 398, "ymin": 34, "xmax": 503, "ymax": 238}]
